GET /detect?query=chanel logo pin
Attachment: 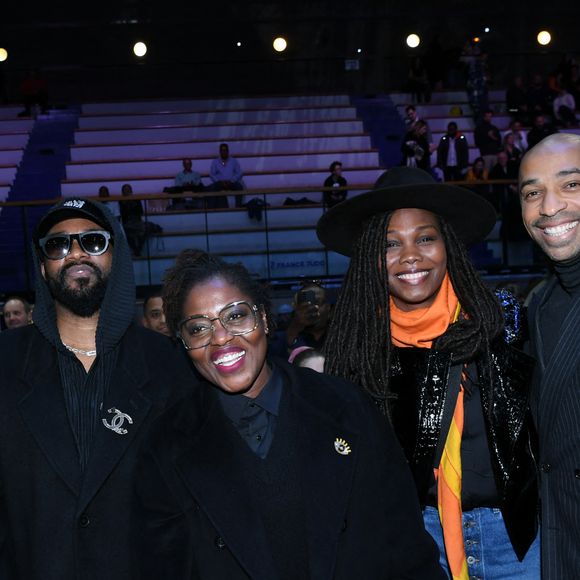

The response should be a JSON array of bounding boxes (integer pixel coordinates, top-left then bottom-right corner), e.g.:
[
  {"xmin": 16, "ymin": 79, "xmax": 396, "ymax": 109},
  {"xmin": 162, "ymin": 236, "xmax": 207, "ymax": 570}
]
[
  {"xmin": 334, "ymin": 437, "xmax": 351, "ymax": 456},
  {"xmin": 102, "ymin": 407, "xmax": 133, "ymax": 435}
]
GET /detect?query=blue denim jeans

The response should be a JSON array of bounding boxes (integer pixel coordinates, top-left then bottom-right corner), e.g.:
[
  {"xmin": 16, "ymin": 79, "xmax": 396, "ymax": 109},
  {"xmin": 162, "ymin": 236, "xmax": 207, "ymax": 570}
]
[{"xmin": 423, "ymin": 506, "xmax": 540, "ymax": 579}]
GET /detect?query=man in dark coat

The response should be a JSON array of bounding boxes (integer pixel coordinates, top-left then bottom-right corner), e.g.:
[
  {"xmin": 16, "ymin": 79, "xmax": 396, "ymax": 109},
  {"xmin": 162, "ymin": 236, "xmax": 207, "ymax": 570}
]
[
  {"xmin": 436, "ymin": 121, "xmax": 469, "ymax": 181},
  {"xmin": 0, "ymin": 198, "xmax": 196, "ymax": 580},
  {"xmin": 474, "ymin": 109, "xmax": 502, "ymax": 171},
  {"xmin": 519, "ymin": 133, "xmax": 580, "ymax": 578}
]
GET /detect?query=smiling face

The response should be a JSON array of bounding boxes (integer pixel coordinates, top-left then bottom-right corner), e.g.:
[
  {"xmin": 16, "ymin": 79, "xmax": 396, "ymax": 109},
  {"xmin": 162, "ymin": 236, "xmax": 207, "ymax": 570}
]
[
  {"xmin": 385, "ymin": 208, "xmax": 448, "ymax": 312},
  {"xmin": 519, "ymin": 137, "xmax": 580, "ymax": 261},
  {"xmin": 181, "ymin": 277, "xmax": 271, "ymax": 398},
  {"xmin": 3, "ymin": 299, "xmax": 31, "ymax": 329}
]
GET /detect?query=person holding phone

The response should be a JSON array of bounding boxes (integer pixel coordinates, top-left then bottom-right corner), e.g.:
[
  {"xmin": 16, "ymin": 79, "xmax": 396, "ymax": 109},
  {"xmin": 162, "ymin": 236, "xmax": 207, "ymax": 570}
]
[{"xmin": 284, "ymin": 281, "xmax": 331, "ymax": 354}]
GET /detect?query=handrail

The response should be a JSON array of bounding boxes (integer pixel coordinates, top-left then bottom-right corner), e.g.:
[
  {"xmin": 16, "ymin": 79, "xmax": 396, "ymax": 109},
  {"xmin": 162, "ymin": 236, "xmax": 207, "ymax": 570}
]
[
  {"xmin": 0, "ymin": 178, "xmax": 542, "ymax": 296},
  {"xmin": 0, "ymin": 179, "xmax": 520, "ymax": 208}
]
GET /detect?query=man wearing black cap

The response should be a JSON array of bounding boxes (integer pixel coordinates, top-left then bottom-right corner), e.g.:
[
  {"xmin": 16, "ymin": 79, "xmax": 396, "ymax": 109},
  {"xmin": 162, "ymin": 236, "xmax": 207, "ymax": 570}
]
[{"xmin": 0, "ymin": 198, "xmax": 197, "ymax": 580}]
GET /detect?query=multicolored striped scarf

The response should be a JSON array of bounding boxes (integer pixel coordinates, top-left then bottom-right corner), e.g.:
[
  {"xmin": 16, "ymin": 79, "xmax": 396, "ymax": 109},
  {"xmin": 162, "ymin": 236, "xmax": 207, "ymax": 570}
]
[{"xmin": 390, "ymin": 272, "xmax": 468, "ymax": 579}]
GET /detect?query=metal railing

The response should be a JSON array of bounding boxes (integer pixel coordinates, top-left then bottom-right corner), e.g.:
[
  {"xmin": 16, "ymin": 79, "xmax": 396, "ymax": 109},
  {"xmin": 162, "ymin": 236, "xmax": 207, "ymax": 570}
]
[{"xmin": 0, "ymin": 180, "xmax": 548, "ymax": 294}]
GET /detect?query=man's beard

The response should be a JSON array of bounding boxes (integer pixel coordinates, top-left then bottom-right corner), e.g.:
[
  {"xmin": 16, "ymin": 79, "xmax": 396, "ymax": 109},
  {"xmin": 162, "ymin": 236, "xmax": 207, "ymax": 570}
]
[{"xmin": 46, "ymin": 261, "xmax": 109, "ymax": 317}]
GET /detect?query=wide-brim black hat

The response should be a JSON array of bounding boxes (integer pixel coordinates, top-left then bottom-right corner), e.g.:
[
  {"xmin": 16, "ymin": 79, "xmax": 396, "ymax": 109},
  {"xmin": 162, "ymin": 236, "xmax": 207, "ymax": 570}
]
[{"xmin": 316, "ymin": 167, "xmax": 497, "ymax": 256}]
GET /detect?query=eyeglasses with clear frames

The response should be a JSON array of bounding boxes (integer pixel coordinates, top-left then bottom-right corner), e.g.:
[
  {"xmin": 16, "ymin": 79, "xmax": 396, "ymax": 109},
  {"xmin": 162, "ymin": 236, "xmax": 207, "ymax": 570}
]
[{"xmin": 177, "ymin": 301, "xmax": 260, "ymax": 350}]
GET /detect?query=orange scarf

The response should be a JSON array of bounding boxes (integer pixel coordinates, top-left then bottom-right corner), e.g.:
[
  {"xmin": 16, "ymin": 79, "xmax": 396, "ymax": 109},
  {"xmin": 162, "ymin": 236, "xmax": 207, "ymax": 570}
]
[
  {"xmin": 390, "ymin": 273, "xmax": 460, "ymax": 348},
  {"xmin": 389, "ymin": 272, "xmax": 468, "ymax": 580}
]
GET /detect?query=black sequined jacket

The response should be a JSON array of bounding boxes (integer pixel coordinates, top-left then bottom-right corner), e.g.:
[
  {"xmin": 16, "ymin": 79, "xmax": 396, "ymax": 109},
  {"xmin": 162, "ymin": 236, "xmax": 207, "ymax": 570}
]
[{"xmin": 388, "ymin": 294, "xmax": 538, "ymax": 561}]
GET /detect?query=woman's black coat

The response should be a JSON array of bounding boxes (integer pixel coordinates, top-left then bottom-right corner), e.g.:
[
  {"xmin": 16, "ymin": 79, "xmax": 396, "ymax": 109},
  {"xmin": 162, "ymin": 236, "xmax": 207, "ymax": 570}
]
[{"xmin": 134, "ymin": 360, "xmax": 446, "ymax": 580}]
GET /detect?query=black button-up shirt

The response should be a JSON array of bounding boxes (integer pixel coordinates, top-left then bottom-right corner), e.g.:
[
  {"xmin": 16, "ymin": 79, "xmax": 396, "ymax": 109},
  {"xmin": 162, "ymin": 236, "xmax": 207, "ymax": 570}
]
[{"xmin": 218, "ymin": 365, "xmax": 283, "ymax": 459}]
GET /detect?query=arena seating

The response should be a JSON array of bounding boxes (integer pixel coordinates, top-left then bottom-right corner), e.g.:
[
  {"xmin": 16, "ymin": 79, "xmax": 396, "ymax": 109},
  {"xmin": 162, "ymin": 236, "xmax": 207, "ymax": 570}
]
[
  {"xmin": 0, "ymin": 106, "xmax": 32, "ymax": 205},
  {"xmin": 391, "ymin": 89, "xmax": 511, "ymax": 165},
  {"xmin": 57, "ymin": 91, "xmax": 509, "ymax": 285}
]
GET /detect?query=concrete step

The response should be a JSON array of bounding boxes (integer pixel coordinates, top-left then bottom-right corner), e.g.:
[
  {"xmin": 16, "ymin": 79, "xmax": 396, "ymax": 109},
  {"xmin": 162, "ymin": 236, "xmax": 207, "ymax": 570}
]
[
  {"xmin": 0, "ymin": 149, "xmax": 24, "ymax": 165},
  {"xmin": 0, "ymin": 119, "xmax": 35, "ymax": 133},
  {"xmin": 65, "ymin": 151, "xmax": 379, "ymax": 181},
  {"xmin": 60, "ymin": 168, "xmax": 382, "ymax": 197},
  {"xmin": 78, "ymin": 107, "xmax": 358, "ymax": 129},
  {"xmin": 389, "ymin": 89, "xmax": 506, "ymax": 106},
  {"xmin": 81, "ymin": 95, "xmax": 352, "ymax": 115},
  {"xmin": 0, "ymin": 134, "xmax": 30, "ymax": 148},
  {"xmin": 74, "ymin": 120, "xmax": 365, "ymax": 145},
  {"xmin": 70, "ymin": 134, "xmax": 373, "ymax": 162}
]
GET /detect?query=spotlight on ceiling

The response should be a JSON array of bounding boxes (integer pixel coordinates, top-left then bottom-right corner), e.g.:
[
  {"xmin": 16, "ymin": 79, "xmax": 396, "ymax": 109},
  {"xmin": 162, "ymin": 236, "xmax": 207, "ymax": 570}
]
[
  {"xmin": 484, "ymin": 27, "xmax": 490, "ymax": 33},
  {"xmin": 133, "ymin": 42, "xmax": 147, "ymax": 58},
  {"xmin": 0, "ymin": 48, "xmax": 7, "ymax": 62},
  {"xmin": 406, "ymin": 34, "xmax": 420, "ymax": 49},
  {"xmin": 273, "ymin": 37, "xmax": 287, "ymax": 52},
  {"xmin": 236, "ymin": 41, "xmax": 242, "ymax": 47},
  {"xmin": 537, "ymin": 30, "xmax": 551, "ymax": 46},
  {"xmin": 356, "ymin": 48, "xmax": 362, "ymax": 54}
]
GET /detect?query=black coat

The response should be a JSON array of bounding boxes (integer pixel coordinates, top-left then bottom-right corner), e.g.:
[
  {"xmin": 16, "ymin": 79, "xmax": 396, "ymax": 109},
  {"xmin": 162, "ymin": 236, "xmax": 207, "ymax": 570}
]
[
  {"xmin": 436, "ymin": 133, "xmax": 469, "ymax": 170},
  {"xmin": 0, "ymin": 324, "xmax": 195, "ymax": 580},
  {"xmin": 134, "ymin": 360, "xmax": 446, "ymax": 580},
  {"xmin": 389, "ymin": 343, "xmax": 538, "ymax": 561},
  {"xmin": 527, "ymin": 276, "xmax": 580, "ymax": 578}
]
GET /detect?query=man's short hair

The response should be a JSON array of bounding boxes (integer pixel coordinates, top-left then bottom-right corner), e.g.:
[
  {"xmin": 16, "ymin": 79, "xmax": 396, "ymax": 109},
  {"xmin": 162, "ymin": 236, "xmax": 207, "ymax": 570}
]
[
  {"xmin": 405, "ymin": 105, "xmax": 416, "ymax": 113},
  {"xmin": 4, "ymin": 295, "xmax": 32, "ymax": 313},
  {"xmin": 329, "ymin": 161, "xmax": 342, "ymax": 173},
  {"xmin": 143, "ymin": 290, "xmax": 163, "ymax": 315}
]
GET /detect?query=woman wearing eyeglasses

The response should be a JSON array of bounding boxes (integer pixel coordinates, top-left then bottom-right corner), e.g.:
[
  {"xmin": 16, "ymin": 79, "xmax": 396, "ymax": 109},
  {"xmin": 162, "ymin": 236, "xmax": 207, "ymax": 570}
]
[
  {"xmin": 317, "ymin": 167, "xmax": 540, "ymax": 579},
  {"xmin": 133, "ymin": 249, "xmax": 446, "ymax": 580}
]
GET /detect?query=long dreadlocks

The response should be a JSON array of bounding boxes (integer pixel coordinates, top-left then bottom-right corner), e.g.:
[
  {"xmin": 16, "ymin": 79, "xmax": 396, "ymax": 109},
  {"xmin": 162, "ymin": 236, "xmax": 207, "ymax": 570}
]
[{"xmin": 323, "ymin": 211, "xmax": 504, "ymax": 415}]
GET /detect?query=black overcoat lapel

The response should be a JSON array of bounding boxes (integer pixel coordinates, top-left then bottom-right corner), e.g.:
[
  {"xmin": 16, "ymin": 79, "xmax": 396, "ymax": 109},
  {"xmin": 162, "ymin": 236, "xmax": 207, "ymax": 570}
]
[
  {"xmin": 17, "ymin": 332, "xmax": 82, "ymax": 496},
  {"xmin": 174, "ymin": 393, "xmax": 279, "ymax": 580},
  {"xmin": 78, "ymin": 336, "xmax": 153, "ymax": 512},
  {"xmin": 535, "ymin": 291, "xmax": 580, "ymax": 445},
  {"xmin": 290, "ymin": 384, "xmax": 359, "ymax": 580}
]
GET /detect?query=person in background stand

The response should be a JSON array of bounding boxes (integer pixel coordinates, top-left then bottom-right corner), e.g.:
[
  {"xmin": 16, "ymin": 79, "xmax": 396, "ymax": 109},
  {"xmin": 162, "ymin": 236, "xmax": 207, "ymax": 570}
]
[
  {"xmin": 466, "ymin": 156, "xmax": 491, "ymax": 202},
  {"xmin": 142, "ymin": 290, "xmax": 170, "ymax": 337},
  {"xmin": 208, "ymin": 143, "xmax": 245, "ymax": 209},
  {"xmin": 318, "ymin": 166, "xmax": 539, "ymax": 579},
  {"xmin": 436, "ymin": 122, "xmax": 469, "ymax": 182},
  {"xmin": 17, "ymin": 68, "xmax": 48, "ymax": 117},
  {"xmin": 284, "ymin": 281, "xmax": 331, "ymax": 354},
  {"xmin": 504, "ymin": 120, "xmax": 529, "ymax": 154},
  {"xmin": 474, "ymin": 109, "xmax": 502, "ymax": 172},
  {"xmin": 322, "ymin": 161, "xmax": 348, "ymax": 208},
  {"xmin": 118, "ymin": 184, "xmax": 163, "ymax": 257},
  {"xmin": 404, "ymin": 105, "xmax": 436, "ymax": 154},
  {"xmin": 169, "ymin": 158, "xmax": 204, "ymax": 210},
  {"xmin": 402, "ymin": 120, "xmax": 432, "ymax": 173},
  {"xmin": 526, "ymin": 114, "xmax": 559, "ymax": 152},
  {"xmin": 97, "ymin": 185, "xmax": 121, "ymax": 220},
  {"xmin": 2, "ymin": 296, "xmax": 33, "ymax": 329},
  {"xmin": 519, "ymin": 133, "xmax": 580, "ymax": 579}
]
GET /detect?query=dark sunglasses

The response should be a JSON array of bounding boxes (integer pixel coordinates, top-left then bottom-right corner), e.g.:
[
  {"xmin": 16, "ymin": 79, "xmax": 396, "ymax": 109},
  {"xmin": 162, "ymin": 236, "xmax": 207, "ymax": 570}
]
[{"xmin": 38, "ymin": 230, "xmax": 112, "ymax": 260}]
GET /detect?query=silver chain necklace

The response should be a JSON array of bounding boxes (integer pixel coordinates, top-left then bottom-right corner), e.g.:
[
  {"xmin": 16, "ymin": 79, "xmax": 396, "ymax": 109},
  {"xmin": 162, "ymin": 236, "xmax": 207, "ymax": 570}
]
[{"xmin": 62, "ymin": 343, "xmax": 97, "ymax": 357}]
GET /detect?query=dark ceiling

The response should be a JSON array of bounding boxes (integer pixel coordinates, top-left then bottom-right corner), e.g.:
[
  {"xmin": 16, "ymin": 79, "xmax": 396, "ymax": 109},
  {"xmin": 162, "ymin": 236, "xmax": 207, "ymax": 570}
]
[{"xmin": 1, "ymin": 1, "xmax": 578, "ymax": 102}]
